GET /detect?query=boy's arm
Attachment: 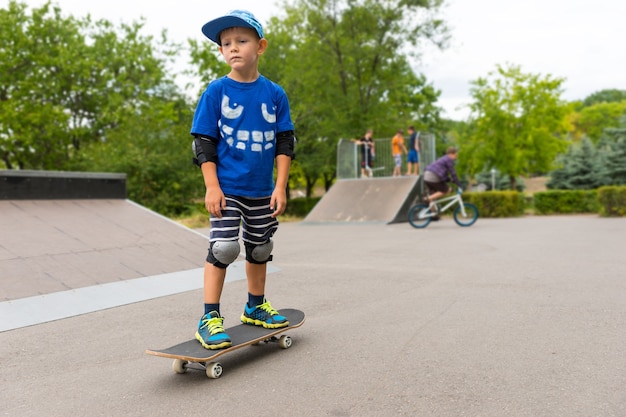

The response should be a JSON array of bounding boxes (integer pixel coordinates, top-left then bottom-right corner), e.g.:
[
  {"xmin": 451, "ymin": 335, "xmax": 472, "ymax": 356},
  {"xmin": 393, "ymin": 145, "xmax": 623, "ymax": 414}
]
[
  {"xmin": 271, "ymin": 129, "xmax": 295, "ymax": 217},
  {"xmin": 200, "ymin": 161, "xmax": 226, "ymax": 218},
  {"xmin": 447, "ymin": 160, "xmax": 461, "ymax": 187},
  {"xmin": 271, "ymin": 154, "xmax": 291, "ymax": 217},
  {"xmin": 193, "ymin": 134, "xmax": 225, "ymax": 217}
]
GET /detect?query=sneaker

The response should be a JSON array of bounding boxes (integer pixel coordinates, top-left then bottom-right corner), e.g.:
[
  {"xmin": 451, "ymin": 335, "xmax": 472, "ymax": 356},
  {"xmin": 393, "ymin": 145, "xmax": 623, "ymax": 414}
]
[
  {"xmin": 195, "ymin": 311, "xmax": 232, "ymax": 350},
  {"xmin": 241, "ymin": 299, "xmax": 289, "ymax": 329}
]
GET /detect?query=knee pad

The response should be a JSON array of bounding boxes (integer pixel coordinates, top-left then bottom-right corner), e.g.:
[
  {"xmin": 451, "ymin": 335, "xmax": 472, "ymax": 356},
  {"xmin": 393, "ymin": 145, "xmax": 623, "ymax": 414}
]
[
  {"xmin": 206, "ymin": 240, "xmax": 241, "ymax": 268},
  {"xmin": 245, "ymin": 239, "xmax": 274, "ymax": 264}
]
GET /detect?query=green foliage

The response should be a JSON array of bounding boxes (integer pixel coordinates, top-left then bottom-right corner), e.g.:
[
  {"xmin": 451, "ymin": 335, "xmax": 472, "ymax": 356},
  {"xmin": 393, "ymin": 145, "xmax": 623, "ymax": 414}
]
[
  {"xmin": 597, "ymin": 186, "xmax": 626, "ymax": 217},
  {"xmin": 533, "ymin": 190, "xmax": 599, "ymax": 214},
  {"xmin": 547, "ymin": 137, "xmax": 607, "ymax": 190},
  {"xmin": 571, "ymin": 101, "xmax": 626, "ymax": 143},
  {"xmin": 460, "ymin": 64, "xmax": 569, "ymax": 190},
  {"xmin": 599, "ymin": 119, "xmax": 626, "ymax": 185},
  {"xmin": 186, "ymin": 37, "xmax": 230, "ymax": 95},
  {"xmin": 582, "ymin": 89, "xmax": 626, "ymax": 107},
  {"xmin": 284, "ymin": 196, "xmax": 322, "ymax": 217},
  {"xmin": 462, "ymin": 191, "xmax": 524, "ymax": 217},
  {"xmin": 435, "ymin": 118, "xmax": 467, "ymax": 155},
  {"xmin": 69, "ymin": 95, "xmax": 201, "ymax": 216},
  {"xmin": 1, "ymin": 0, "xmax": 180, "ymax": 171},
  {"xmin": 549, "ymin": 116, "xmax": 626, "ymax": 191},
  {"xmin": 1, "ymin": 1, "xmax": 200, "ymax": 216}
]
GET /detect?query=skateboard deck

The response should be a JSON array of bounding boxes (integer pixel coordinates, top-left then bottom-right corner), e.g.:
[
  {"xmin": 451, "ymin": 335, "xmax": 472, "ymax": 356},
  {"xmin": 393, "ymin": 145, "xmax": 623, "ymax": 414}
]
[{"xmin": 146, "ymin": 308, "xmax": 305, "ymax": 378}]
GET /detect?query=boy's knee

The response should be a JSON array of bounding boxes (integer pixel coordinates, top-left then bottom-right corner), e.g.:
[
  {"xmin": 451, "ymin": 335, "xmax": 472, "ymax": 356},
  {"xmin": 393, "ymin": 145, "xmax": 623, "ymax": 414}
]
[
  {"xmin": 244, "ymin": 240, "xmax": 273, "ymax": 264},
  {"xmin": 206, "ymin": 240, "xmax": 240, "ymax": 268}
]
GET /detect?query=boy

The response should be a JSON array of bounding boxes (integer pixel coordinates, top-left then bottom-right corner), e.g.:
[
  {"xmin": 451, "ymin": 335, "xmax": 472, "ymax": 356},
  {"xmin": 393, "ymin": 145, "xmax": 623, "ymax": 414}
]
[
  {"xmin": 405, "ymin": 126, "xmax": 420, "ymax": 175},
  {"xmin": 391, "ymin": 129, "xmax": 407, "ymax": 177},
  {"xmin": 351, "ymin": 129, "xmax": 375, "ymax": 178},
  {"xmin": 190, "ymin": 10, "xmax": 296, "ymax": 349},
  {"xmin": 424, "ymin": 146, "xmax": 461, "ymax": 205}
]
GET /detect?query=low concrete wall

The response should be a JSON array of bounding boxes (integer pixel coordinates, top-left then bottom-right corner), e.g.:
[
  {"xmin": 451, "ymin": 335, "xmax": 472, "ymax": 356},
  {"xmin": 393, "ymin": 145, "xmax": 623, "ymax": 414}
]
[{"xmin": 0, "ymin": 170, "xmax": 126, "ymax": 199}]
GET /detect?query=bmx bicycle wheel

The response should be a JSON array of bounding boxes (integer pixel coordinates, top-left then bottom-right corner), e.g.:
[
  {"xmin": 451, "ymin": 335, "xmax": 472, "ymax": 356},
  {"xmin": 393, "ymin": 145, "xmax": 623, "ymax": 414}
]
[
  {"xmin": 453, "ymin": 203, "xmax": 478, "ymax": 227},
  {"xmin": 408, "ymin": 204, "xmax": 432, "ymax": 228}
]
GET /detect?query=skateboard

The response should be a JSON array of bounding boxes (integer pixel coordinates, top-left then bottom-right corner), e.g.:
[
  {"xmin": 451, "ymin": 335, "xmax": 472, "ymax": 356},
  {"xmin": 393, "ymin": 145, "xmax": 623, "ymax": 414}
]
[{"xmin": 145, "ymin": 308, "xmax": 305, "ymax": 379}]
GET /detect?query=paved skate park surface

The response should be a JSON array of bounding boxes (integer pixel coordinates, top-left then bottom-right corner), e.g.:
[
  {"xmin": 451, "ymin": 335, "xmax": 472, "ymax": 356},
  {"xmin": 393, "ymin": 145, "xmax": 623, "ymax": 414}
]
[{"xmin": 2, "ymin": 204, "xmax": 625, "ymax": 415}]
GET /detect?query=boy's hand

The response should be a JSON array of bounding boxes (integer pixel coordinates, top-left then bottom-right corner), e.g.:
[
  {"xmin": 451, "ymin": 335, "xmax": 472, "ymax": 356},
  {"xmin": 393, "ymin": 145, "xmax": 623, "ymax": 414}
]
[
  {"xmin": 270, "ymin": 188, "xmax": 287, "ymax": 218},
  {"xmin": 205, "ymin": 185, "xmax": 226, "ymax": 218}
]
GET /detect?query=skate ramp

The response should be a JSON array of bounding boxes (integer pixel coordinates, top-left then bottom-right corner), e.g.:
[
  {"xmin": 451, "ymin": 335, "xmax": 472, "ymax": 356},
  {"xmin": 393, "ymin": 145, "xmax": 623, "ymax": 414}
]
[
  {"xmin": 0, "ymin": 170, "xmax": 279, "ymax": 331},
  {"xmin": 303, "ymin": 176, "xmax": 421, "ymax": 224}
]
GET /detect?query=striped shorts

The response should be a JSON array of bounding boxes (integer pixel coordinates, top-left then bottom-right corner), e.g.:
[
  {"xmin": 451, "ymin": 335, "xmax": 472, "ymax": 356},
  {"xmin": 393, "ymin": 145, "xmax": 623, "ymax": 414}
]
[{"xmin": 209, "ymin": 195, "xmax": 278, "ymax": 246}]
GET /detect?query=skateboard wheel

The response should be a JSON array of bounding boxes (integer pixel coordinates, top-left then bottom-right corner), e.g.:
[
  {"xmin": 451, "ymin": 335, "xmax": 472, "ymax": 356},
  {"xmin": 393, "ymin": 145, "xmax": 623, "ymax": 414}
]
[
  {"xmin": 206, "ymin": 362, "xmax": 223, "ymax": 379},
  {"xmin": 172, "ymin": 359, "xmax": 188, "ymax": 374},
  {"xmin": 278, "ymin": 335, "xmax": 292, "ymax": 349}
]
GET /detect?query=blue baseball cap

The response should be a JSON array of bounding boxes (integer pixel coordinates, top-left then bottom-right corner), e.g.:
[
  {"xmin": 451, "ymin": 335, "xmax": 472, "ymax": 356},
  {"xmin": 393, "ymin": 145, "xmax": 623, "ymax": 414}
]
[{"xmin": 201, "ymin": 10, "xmax": 264, "ymax": 46}]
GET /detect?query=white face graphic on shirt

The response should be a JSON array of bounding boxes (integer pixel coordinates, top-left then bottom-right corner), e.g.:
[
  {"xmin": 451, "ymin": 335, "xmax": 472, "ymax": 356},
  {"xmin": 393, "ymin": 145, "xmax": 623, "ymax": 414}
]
[{"xmin": 220, "ymin": 95, "xmax": 276, "ymax": 152}]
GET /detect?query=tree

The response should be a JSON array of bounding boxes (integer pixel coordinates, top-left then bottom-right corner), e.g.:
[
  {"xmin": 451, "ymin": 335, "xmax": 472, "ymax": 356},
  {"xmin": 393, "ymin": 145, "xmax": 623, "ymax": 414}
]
[
  {"xmin": 597, "ymin": 116, "xmax": 626, "ymax": 186},
  {"xmin": 1, "ymin": 1, "xmax": 180, "ymax": 170},
  {"xmin": 547, "ymin": 116, "xmax": 626, "ymax": 190},
  {"xmin": 1, "ymin": 1, "xmax": 207, "ymax": 216},
  {"xmin": 569, "ymin": 101, "xmax": 626, "ymax": 143},
  {"xmin": 461, "ymin": 64, "xmax": 570, "ymax": 189},
  {"xmin": 546, "ymin": 138, "xmax": 606, "ymax": 189},
  {"xmin": 281, "ymin": 0, "xmax": 448, "ymax": 192},
  {"xmin": 1, "ymin": 1, "xmax": 77, "ymax": 169},
  {"xmin": 582, "ymin": 89, "xmax": 626, "ymax": 107},
  {"xmin": 69, "ymin": 90, "xmax": 199, "ymax": 216}
]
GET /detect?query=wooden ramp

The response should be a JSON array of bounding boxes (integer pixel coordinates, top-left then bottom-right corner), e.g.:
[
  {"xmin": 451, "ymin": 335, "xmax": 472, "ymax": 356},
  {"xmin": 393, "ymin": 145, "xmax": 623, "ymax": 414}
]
[{"xmin": 302, "ymin": 176, "xmax": 422, "ymax": 224}]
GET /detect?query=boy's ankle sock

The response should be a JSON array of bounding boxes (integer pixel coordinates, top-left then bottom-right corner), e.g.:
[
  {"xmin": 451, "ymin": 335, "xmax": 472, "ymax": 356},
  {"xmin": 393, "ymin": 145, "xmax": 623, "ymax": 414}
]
[
  {"xmin": 204, "ymin": 303, "xmax": 220, "ymax": 315},
  {"xmin": 248, "ymin": 293, "xmax": 265, "ymax": 308}
]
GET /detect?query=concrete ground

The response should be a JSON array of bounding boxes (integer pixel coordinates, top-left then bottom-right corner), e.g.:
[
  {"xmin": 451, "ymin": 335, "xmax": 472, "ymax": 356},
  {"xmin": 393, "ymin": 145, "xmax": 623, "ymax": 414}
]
[{"xmin": 1, "ymin": 215, "xmax": 625, "ymax": 416}]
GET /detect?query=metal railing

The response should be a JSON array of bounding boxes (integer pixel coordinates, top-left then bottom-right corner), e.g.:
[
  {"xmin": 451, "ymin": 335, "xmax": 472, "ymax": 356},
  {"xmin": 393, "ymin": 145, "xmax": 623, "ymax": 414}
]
[{"xmin": 337, "ymin": 133, "xmax": 436, "ymax": 180}]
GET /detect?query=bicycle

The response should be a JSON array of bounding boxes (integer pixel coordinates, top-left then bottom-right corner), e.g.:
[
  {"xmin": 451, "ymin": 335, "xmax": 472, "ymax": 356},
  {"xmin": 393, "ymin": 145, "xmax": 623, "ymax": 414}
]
[{"xmin": 408, "ymin": 189, "xmax": 478, "ymax": 228}]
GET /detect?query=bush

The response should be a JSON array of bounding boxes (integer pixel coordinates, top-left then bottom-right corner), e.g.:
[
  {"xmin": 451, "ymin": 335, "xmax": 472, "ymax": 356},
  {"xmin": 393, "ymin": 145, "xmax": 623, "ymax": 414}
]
[
  {"xmin": 597, "ymin": 186, "xmax": 626, "ymax": 216},
  {"xmin": 463, "ymin": 191, "xmax": 524, "ymax": 217},
  {"xmin": 533, "ymin": 190, "xmax": 599, "ymax": 214},
  {"xmin": 284, "ymin": 196, "xmax": 321, "ymax": 217}
]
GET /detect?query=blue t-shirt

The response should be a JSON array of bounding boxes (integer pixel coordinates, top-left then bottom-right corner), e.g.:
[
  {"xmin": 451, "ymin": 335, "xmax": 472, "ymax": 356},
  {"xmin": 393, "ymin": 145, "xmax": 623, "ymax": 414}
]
[{"xmin": 191, "ymin": 75, "xmax": 294, "ymax": 197}]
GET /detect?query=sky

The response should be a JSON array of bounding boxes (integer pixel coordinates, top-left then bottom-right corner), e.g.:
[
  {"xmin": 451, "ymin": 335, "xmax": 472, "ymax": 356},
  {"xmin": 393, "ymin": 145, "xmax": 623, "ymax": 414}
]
[{"xmin": 5, "ymin": 0, "xmax": 626, "ymax": 120}]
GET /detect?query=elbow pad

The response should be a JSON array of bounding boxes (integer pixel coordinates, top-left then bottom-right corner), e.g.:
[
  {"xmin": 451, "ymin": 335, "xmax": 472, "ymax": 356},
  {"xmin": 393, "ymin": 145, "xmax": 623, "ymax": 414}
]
[
  {"xmin": 192, "ymin": 135, "xmax": 218, "ymax": 167},
  {"xmin": 276, "ymin": 130, "xmax": 296, "ymax": 159}
]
